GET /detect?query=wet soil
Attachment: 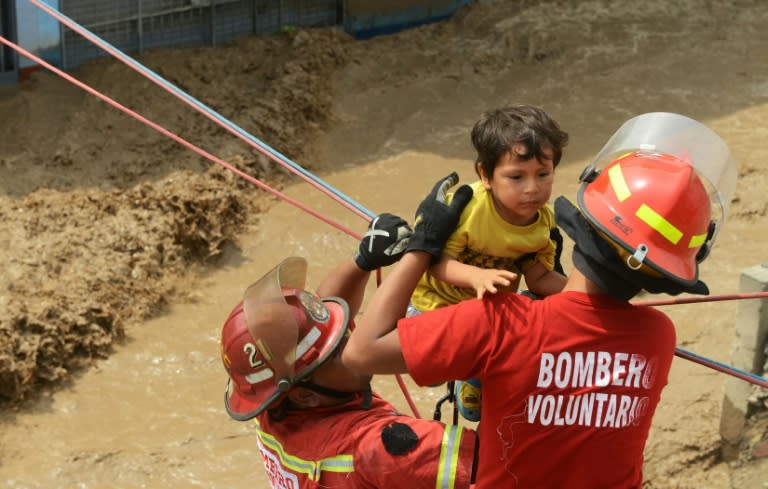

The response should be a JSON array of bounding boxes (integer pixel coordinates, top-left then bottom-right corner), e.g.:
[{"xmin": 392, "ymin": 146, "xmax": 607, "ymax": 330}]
[{"xmin": 1, "ymin": 1, "xmax": 767, "ymax": 487}]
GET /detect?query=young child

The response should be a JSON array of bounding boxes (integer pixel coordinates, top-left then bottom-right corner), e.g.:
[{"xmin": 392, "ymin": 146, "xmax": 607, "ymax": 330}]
[{"xmin": 408, "ymin": 104, "xmax": 569, "ymax": 422}]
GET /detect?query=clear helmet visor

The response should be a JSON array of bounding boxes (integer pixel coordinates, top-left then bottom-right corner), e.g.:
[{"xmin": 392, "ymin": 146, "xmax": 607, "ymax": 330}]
[
  {"xmin": 241, "ymin": 257, "xmax": 309, "ymax": 393},
  {"xmin": 239, "ymin": 256, "xmax": 346, "ymax": 396},
  {"xmin": 586, "ymin": 112, "xmax": 737, "ymax": 236}
]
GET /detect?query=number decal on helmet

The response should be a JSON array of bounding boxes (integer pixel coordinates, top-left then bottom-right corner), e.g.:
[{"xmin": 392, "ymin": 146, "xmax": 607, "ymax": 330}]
[
  {"xmin": 241, "ymin": 341, "xmax": 274, "ymax": 386},
  {"xmin": 243, "ymin": 342, "xmax": 265, "ymax": 369}
]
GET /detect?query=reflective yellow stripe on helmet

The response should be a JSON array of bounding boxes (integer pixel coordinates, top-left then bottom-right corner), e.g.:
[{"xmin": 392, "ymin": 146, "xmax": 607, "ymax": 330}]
[
  {"xmin": 688, "ymin": 233, "xmax": 708, "ymax": 248},
  {"xmin": 254, "ymin": 420, "xmax": 354, "ymax": 481},
  {"xmin": 436, "ymin": 424, "xmax": 463, "ymax": 489},
  {"xmin": 610, "ymin": 161, "xmax": 704, "ymax": 249},
  {"xmin": 636, "ymin": 204, "xmax": 683, "ymax": 245},
  {"xmin": 608, "ymin": 164, "xmax": 632, "ymax": 202}
]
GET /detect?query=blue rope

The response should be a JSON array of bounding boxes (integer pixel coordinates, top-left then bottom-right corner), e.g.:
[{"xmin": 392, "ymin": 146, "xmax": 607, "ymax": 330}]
[
  {"xmin": 33, "ymin": 0, "xmax": 374, "ymax": 220},
  {"xmin": 676, "ymin": 347, "xmax": 768, "ymax": 387}
]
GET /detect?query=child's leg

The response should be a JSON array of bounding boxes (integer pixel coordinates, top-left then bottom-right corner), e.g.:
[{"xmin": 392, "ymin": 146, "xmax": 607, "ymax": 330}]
[
  {"xmin": 406, "ymin": 303, "xmax": 422, "ymax": 318},
  {"xmin": 455, "ymin": 378, "xmax": 482, "ymax": 422}
]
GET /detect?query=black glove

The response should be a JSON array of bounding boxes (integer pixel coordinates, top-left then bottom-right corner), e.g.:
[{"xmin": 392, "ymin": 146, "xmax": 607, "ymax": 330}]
[
  {"xmin": 550, "ymin": 227, "xmax": 565, "ymax": 275},
  {"xmin": 354, "ymin": 213, "xmax": 414, "ymax": 271},
  {"xmin": 405, "ymin": 172, "xmax": 473, "ymax": 260}
]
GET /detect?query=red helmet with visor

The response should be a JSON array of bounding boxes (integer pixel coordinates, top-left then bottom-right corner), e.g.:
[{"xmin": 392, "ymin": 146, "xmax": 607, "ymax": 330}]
[
  {"xmin": 576, "ymin": 112, "xmax": 737, "ymax": 286},
  {"xmin": 220, "ymin": 257, "xmax": 349, "ymax": 420}
]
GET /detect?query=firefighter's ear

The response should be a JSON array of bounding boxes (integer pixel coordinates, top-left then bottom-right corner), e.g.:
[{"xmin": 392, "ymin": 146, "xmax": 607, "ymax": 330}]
[{"xmin": 287, "ymin": 387, "xmax": 321, "ymax": 408}]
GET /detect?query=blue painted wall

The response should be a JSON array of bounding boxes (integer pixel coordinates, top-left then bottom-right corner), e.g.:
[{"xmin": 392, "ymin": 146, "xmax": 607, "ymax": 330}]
[
  {"xmin": 344, "ymin": 0, "xmax": 473, "ymax": 39},
  {"xmin": 15, "ymin": 0, "xmax": 60, "ymax": 68},
  {"xmin": 9, "ymin": 0, "xmax": 474, "ymax": 73}
]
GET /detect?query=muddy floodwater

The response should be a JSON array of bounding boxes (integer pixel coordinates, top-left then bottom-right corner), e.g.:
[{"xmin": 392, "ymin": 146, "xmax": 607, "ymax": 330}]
[{"xmin": 2, "ymin": 1, "xmax": 768, "ymax": 487}]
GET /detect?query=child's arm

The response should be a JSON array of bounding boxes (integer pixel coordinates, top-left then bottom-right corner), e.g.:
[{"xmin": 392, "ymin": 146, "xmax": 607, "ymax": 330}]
[
  {"xmin": 431, "ymin": 255, "xmax": 518, "ymax": 299},
  {"xmin": 523, "ymin": 262, "xmax": 567, "ymax": 297}
]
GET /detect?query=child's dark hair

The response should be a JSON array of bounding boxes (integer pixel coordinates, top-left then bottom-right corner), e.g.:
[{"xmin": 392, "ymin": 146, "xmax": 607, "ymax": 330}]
[{"xmin": 471, "ymin": 104, "xmax": 569, "ymax": 178}]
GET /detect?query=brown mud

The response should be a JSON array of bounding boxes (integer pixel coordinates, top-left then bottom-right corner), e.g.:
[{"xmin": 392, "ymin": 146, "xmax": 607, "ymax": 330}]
[{"xmin": 0, "ymin": 1, "xmax": 767, "ymax": 487}]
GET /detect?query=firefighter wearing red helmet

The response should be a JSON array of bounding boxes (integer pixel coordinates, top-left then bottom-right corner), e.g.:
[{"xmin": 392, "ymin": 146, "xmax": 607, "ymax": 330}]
[
  {"xmin": 220, "ymin": 210, "xmax": 477, "ymax": 489},
  {"xmin": 343, "ymin": 113, "xmax": 737, "ymax": 488},
  {"xmin": 221, "ymin": 256, "xmax": 359, "ymax": 420}
]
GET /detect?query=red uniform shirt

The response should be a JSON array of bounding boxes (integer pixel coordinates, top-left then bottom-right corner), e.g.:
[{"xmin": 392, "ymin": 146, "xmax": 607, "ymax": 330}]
[
  {"xmin": 399, "ymin": 291, "xmax": 676, "ymax": 489},
  {"xmin": 255, "ymin": 392, "xmax": 476, "ymax": 489}
]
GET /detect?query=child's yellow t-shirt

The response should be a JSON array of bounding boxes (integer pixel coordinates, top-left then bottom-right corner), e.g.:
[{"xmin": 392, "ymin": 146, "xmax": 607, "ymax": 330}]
[{"xmin": 410, "ymin": 181, "xmax": 557, "ymax": 312}]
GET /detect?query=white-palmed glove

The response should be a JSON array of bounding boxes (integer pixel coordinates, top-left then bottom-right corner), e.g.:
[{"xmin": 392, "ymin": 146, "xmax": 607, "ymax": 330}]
[{"xmin": 354, "ymin": 213, "xmax": 413, "ymax": 271}]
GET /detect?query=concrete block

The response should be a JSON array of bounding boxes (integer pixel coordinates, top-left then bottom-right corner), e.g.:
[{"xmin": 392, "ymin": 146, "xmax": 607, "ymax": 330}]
[{"xmin": 720, "ymin": 264, "xmax": 768, "ymax": 460}]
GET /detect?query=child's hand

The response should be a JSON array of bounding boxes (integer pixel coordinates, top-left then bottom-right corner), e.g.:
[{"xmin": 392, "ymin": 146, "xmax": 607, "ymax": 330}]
[{"xmin": 470, "ymin": 269, "xmax": 518, "ymax": 299}]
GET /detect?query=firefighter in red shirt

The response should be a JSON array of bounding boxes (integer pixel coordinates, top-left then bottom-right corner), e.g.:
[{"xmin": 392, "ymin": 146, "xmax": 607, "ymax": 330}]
[
  {"xmin": 342, "ymin": 112, "xmax": 737, "ymax": 488},
  {"xmin": 220, "ymin": 214, "xmax": 476, "ymax": 489}
]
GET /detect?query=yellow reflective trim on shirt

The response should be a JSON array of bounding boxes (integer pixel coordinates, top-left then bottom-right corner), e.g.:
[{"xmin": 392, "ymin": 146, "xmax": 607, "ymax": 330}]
[
  {"xmin": 688, "ymin": 233, "xmax": 707, "ymax": 248},
  {"xmin": 636, "ymin": 204, "xmax": 682, "ymax": 244},
  {"xmin": 608, "ymin": 164, "xmax": 631, "ymax": 202},
  {"xmin": 254, "ymin": 420, "xmax": 354, "ymax": 481},
  {"xmin": 318, "ymin": 455, "xmax": 355, "ymax": 473},
  {"xmin": 436, "ymin": 424, "xmax": 462, "ymax": 489}
]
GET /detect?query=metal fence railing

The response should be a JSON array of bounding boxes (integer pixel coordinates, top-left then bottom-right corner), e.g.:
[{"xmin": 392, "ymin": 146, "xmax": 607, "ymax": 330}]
[
  {"xmin": 60, "ymin": 0, "xmax": 342, "ymax": 70},
  {"xmin": 0, "ymin": 0, "xmax": 18, "ymax": 83}
]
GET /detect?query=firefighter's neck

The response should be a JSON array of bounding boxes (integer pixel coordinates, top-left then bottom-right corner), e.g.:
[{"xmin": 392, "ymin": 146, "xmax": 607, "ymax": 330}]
[
  {"xmin": 287, "ymin": 387, "xmax": 354, "ymax": 408},
  {"xmin": 562, "ymin": 267, "xmax": 613, "ymax": 297}
]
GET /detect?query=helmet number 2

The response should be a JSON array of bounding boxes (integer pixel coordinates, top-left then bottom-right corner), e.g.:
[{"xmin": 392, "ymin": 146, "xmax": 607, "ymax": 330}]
[{"xmin": 243, "ymin": 343, "xmax": 264, "ymax": 369}]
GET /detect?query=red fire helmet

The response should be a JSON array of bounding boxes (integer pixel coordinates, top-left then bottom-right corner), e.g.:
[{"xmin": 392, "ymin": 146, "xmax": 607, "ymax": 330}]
[
  {"xmin": 576, "ymin": 113, "xmax": 737, "ymax": 285},
  {"xmin": 220, "ymin": 257, "xmax": 349, "ymax": 420}
]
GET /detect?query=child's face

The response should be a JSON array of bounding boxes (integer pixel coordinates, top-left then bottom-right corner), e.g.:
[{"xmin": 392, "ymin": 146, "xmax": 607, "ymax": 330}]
[{"xmin": 479, "ymin": 144, "xmax": 555, "ymax": 226}]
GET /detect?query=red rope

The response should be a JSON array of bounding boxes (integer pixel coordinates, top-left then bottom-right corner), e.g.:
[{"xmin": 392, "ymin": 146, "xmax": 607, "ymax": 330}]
[
  {"xmin": 26, "ymin": 0, "xmax": 372, "ymax": 222},
  {"xmin": 0, "ymin": 36, "xmax": 359, "ymax": 239},
  {"xmin": 0, "ymin": 34, "xmax": 425, "ymax": 418},
  {"xmin": 634, "ymin": 291, "xmax": 768, "ymax": 307},
  {"xmin": 675, "ymin": 348, "xmax": 768, "ymax": 388}
]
